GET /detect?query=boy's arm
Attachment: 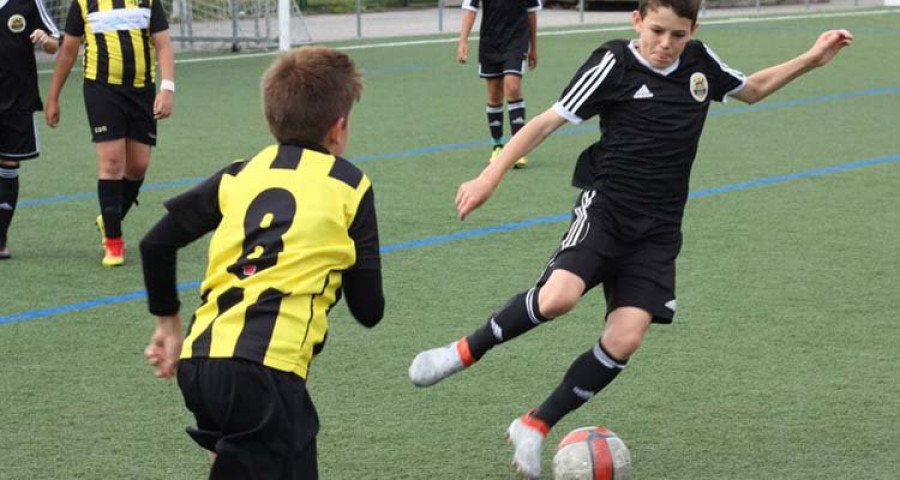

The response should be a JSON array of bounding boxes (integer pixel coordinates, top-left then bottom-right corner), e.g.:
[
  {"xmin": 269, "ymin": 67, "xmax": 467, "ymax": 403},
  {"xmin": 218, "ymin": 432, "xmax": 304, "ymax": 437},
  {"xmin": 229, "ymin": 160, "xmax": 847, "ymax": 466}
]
[
  {"xmin": 31, "ymin": 0, "xmax": 60, "ymax": 53},
  {"xmin": 140, "ymin": 215, "xmax": 211, "ymax": 379},
  {"xmin": 457, "ymin": 9, "xmax": 477, "ymax": 64},
  {"xmin": 151, "ymin": 30, "xmax": 175, "ymax": 119},
  {"xmin": 527, "ymin": 12, "xmax": 537, "ymax": 71},
  {"xmin": 456, "ymin": 108, "xmax": 567, "ymax": 220},
  {"xmin": 45, "ymin": 34, "xmax": 80, "ymax": 128},
  {"xmin": 344, "ymin": 187, "xmax": 384, "ymax": 327},
  {"xmin": 47, "ymin": 0, "xmax": 84, "ymax": 127},
  {"xmin": 732, "ymin": 29, "xmax": 852, "ymax": 105},
  {"xmin": 140, "ymin": 162, "xmax": 236, "ymax": 379}
]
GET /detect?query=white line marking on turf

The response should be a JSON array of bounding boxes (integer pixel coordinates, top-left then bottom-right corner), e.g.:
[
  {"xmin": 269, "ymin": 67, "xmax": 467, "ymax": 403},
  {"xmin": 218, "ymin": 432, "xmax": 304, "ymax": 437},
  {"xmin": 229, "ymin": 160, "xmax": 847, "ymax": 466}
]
[{"xmin": 37, "ymin": 8, "xmax": 899, "ymax": 74}]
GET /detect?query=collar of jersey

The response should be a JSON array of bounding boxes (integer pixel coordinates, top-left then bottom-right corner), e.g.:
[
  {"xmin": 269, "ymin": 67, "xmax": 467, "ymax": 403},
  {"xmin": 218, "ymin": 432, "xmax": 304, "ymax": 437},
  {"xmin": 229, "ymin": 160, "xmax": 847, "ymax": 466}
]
[
  {"xmin": 281, "ymin": 141, "xmax": 331, "ymax": 155},
  {"xmin": 628, "ymin": 40, "xmax": 680, "ymax": 77}
]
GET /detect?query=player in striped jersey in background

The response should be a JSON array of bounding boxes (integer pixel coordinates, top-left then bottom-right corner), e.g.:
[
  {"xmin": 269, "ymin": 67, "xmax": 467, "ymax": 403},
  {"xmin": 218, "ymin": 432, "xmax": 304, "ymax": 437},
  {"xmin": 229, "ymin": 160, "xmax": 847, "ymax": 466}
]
[{"xmin": 45, "ymin": 0, "xmax": 175, "ymax": 267}]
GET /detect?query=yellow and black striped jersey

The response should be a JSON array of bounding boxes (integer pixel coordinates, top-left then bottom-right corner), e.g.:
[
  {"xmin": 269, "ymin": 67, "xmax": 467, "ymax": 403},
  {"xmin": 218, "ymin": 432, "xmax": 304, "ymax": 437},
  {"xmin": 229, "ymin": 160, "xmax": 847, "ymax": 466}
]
[
  {"xmin": 64, "ymin": 0, "xmax": 168, "ymax": 88},
  {"xmin": 161, "ymin": 144, "xmax": 381, "ymax": 379}
]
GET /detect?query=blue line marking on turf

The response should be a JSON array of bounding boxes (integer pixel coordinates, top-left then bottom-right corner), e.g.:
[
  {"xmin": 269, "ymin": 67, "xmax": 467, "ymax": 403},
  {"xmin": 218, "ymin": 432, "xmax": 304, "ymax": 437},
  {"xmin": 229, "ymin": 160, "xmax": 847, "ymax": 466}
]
[
  {"xmin": 2, "ymin": 153, "xmax": 898, "ymax": 326},
  {"xmin": 17, "ymin": 87, "xmax": 900, "ymax": 208}
]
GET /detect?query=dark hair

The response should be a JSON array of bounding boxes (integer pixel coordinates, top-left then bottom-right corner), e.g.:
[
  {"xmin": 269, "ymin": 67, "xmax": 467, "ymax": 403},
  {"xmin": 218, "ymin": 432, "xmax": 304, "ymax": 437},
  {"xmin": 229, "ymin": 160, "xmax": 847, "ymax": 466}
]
[
  {"xmin": 638, "ymin": 0, "xmax": 700, "ymax": 24},
  {"xmin": 261, "ymin": 46, "xmax": 363, "ymax": 145}
]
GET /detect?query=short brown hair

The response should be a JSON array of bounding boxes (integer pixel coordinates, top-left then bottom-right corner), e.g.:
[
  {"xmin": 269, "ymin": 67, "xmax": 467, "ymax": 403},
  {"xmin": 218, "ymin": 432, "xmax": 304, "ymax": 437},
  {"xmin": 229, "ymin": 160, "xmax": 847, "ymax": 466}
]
[
  {"xmin": 639, "ymin": 0, "xmax": 700, "ymax": 24},
  {"xmin": 261, "ymin": 47, "xmax": 363, "ymax": 145}
]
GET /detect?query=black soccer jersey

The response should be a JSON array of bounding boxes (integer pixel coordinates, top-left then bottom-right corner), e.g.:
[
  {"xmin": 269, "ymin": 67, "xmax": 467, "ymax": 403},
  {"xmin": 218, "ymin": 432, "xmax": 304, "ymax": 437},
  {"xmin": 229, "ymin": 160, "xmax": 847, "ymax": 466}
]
[
  {"xmin": 64, "ymin": 0, "xmax": 168, "ymax": 88},
  {"xmin": 0, "ymin": 0, "xmax": 59, "ymax": 114},
  {"xmin": 554, "ymin": 39, "xmax": 746, "ymax": 225},
  {"xmin": 159, "ymin": 144, "xmax": 381, "ymax": 379},
  {"xmin": 462, "ymin": 0, "xmax": 541, "ymax": 62}
]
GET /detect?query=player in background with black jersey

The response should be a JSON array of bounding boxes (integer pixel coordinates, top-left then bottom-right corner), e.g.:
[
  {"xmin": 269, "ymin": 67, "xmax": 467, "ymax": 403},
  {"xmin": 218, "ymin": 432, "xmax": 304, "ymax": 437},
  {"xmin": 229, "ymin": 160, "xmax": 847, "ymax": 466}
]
[
  {"xmin": 46, "ymin": 0, "xmax": 175, "ymax": 267},
  {"xmin": 0, "ymin": 0, "xmax": 59, "ymax": 259},
  {"xmin": 458, "ymin": 0, "xmax": 541, "ymax": 168},
  {"xmin": 411, "ymin": 0, "xmax": 852, "ymax": 477},
  {"xmin": 141, "ymin": 47, "xmax": 383, "ymax": 480}
]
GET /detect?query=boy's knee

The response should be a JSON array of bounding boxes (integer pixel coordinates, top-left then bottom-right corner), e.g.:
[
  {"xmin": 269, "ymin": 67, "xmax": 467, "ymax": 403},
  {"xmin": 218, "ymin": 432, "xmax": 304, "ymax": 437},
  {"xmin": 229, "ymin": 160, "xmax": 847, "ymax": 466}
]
[
  {"xmin": 600, "ymin": 333, "xmax": 643, "ymax": 361},
  {"xmin": 537, "ymin": 286, "xmax": 579, "ymax": 318},
  {"xmin": 504, "ymin": 86, "xmax": 522, "ymax": 101}
]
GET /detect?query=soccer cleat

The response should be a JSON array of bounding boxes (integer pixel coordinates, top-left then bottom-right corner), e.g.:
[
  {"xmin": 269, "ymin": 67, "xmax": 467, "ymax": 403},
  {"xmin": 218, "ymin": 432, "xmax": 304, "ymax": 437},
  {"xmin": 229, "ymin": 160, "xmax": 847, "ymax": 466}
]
[
  {"xmin": 489, "ymin": 145, "xmax": 503, "ymax": 164},
  {"xmin": 507, "ymin": 412, "xmax": 549, "ymax": 479},
  {"xmin": 514, "ymin": 156, "xmax": 529, "ymax": 169},
  {"xmin": 95, "ymin": 214, "xmax": 106, "ymax": 246},
  {"xmin": 408, "ymin": 337, "xmax": 475, "ymax": 387},
  {"xmin": 0, "ymin": 241, "xmax": 9, "ymax": 260},
  {"xmin": 102, "ymin": 237, "xmax": 125, "ymax": 267}
]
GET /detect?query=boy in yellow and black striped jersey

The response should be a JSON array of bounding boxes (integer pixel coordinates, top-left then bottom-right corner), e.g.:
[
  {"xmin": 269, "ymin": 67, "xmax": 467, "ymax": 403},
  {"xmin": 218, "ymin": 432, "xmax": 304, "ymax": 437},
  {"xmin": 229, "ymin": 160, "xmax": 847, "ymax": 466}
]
[
  {"xmin": 140, "ymin": 47, "xmax": 384, "ymax": 480},
  {"xmin": 46, "ymin": 0, "xmax": 175, "ymax": 267}
]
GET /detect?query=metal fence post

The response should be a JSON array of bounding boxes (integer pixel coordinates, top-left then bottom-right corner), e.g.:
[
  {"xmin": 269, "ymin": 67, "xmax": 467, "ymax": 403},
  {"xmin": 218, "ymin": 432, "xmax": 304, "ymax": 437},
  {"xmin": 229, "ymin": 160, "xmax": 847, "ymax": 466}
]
[
  {"xmin": 230, "ymin": 0, "xmax": 239, "ymax": 50},
  {"xmin": 579, "ymin": 0, "xmax": 584, "ymax": 23},
  {"xmin": 438, "ymin": 0, "xmax": 444, "ymax": 33},
  {"xmin": 356, "ymin": 0, "xmax": 362, "ymax": 38}
]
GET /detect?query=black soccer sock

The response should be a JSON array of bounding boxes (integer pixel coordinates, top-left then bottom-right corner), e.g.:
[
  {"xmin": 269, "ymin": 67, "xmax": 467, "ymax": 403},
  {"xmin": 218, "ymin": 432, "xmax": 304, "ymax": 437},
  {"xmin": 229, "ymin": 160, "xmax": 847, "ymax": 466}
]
[
  {"xmin": 0, "ymin": 165, "xmax": 20, "ymax": 244},
  {"xmin": 508, "ymin": 99, "xmax": 526, "ymax": 137},
  {"xmin": 121, "ymin": 177, "xmax": 144, "ymax": 220},
  {"xmin": 532, "ymin": 341, "xmax": 627, "ymax": 428},
  {"xmin": 486, "ymin": 103, "xmax": 504, "ymax": 146},
  {"xmin": 98, "ymin": 179, "xmax": 124, "ymax": 239},
  {"xmin": 466, "ymin": 287, "xmax": 551, "ymax": 361}
]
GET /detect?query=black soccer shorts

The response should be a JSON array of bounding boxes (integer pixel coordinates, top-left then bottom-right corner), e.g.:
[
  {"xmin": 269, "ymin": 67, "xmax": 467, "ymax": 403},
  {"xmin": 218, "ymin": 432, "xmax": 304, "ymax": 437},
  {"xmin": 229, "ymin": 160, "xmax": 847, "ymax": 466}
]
[
  {"xmin": 478, "ymin": 54, "xmax": 527, "ymax": 78},
  {"xmin": 0, "ymin": 113, "xmax": 39, "ymax": 160},
  {"xmin": 177, "ymin": 358, "xmax": 319, "ymax": 480},
  {"xmin": 83, "ymin": 80, "xmax": 157, "ymax": 145},
  {"xmin": 536, "ymin": 190, "xmax": 681, "ymax": 324}
]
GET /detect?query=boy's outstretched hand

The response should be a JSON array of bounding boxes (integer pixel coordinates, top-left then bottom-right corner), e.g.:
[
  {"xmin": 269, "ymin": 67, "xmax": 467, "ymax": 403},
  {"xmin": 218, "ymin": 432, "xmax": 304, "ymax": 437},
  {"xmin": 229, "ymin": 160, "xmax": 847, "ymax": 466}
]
[
  {"xmin": 806, "ymin": 29, "xmax": 853, "ymax": 67},
  {"xmin": 456, "ymin": 176, "xmax": 495, "ymax": 220}
]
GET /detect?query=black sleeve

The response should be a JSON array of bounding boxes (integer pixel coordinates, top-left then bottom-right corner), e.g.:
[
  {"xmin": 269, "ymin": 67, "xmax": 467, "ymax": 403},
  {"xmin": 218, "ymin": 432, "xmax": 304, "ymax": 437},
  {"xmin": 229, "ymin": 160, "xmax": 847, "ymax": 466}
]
[
  {"xmin": 163, "ymin": 161, "xmax": 245, "ymax": 236},
  {"xmin": 64, "ymin": 0, "xmax": 84, "ymax": 36},
  {"xmin": 344, "ymin": 186, "xmax": 384, "ymax": 327},
  {"xmin": 31, "ymin": 0, "xmax": 60, "ymax": 37},
  {"xmin": 553, "ymin": 46, "xmax": 622, "ymax": 124},
  {"xmin": 698, "ymin": 41, "xmax": 747, "ymax": 102},
  {"xmin": 149, "ymin": 0, "xmax": 169, "ymax": 33},
  {"xmin": 140, "ymin": 213, "xmax": 213, "ymax": 316},
  {"xmin": 342, "ymin": 269, "xmax": 384, "ymax": 328},
  {"xmin": 348, "ymin": 186, "xmax": 381, "ymax": 270}
]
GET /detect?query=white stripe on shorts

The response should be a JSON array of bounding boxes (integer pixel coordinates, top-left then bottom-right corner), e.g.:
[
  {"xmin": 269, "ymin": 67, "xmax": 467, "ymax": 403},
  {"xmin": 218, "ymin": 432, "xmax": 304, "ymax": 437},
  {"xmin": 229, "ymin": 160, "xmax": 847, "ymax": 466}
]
[{"xmin": 561, "ymin": 190, "xmax": 595, "ymax": 249}]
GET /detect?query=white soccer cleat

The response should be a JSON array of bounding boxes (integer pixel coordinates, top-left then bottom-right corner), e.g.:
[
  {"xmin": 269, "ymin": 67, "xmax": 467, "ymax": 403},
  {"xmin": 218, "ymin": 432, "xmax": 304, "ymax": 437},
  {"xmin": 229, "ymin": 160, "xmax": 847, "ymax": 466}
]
[
  {"xmin": 408, "ymin": 339, "xmax": 470, "ymax": 387},
  {"xmin": 507, "ymin": 414, "xmax": 549, "ymax": 479}
]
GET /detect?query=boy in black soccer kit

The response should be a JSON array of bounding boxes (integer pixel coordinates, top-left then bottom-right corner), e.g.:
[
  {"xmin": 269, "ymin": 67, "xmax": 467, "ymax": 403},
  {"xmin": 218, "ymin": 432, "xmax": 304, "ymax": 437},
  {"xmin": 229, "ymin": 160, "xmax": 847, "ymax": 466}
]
[
  {"xmin": 458, "ymin": 0, "xmax": 541, "ymax": 168},
  {"xmin": 45, "ymin": 0, "xmax": 175, "ymax": 267},
  {"xmin": 141, "ymin": 47, "xmax": 384, "ymax": 480},
  {"xmin": 0, "ymin": 0, "xmax": 59, "ymax": 259},
  {"xmin": 411, "ymin": 0, "xmax": 852, "ymax": 477}
]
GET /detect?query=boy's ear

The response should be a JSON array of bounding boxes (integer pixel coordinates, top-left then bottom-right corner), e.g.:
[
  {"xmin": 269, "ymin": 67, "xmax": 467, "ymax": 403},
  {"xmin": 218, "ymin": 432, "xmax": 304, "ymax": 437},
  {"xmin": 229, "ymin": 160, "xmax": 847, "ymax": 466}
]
[
  {"xmin": 632, "ymin": 10, "xmax": 643, "ymax": 32},
  {"xmin": 326, "ymin": 116, "xmax": 347, "ymax": 144}
]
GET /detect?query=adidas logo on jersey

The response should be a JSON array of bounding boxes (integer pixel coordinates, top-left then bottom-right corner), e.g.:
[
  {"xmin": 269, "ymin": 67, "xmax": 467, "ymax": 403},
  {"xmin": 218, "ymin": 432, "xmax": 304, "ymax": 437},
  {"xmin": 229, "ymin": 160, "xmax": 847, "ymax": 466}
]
[{"xmin": 633, "ymin": 84, "xmax": 654, "ymax": 99}]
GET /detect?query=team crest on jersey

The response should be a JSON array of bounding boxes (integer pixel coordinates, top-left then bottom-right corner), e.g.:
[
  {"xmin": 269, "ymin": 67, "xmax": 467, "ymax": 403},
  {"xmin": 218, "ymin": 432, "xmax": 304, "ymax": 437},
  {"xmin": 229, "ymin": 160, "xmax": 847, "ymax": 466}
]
[
  {"xmin": 690, "ymin": 73, "xmax": 709, "ymax": 102},
  {"xmin": 8, "ymin": 14, "xmax": 26, "ymax": 33}
]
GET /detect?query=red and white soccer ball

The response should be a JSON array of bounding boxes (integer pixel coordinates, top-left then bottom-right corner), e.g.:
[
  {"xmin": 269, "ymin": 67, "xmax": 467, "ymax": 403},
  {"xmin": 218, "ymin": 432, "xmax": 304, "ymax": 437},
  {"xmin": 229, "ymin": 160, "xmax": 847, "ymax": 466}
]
[{"xmin": 552, "ymin": 426, "xmax": 631, "ymax": 480}]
